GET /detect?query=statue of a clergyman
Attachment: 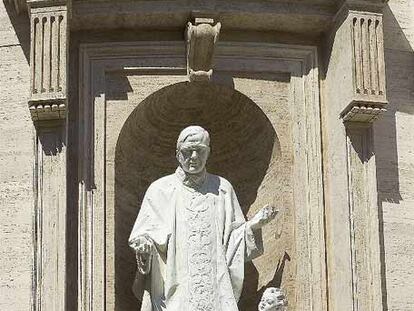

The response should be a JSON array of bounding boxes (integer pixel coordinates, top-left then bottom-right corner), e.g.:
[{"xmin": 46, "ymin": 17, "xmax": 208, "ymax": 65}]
[{"xmin": 129, "ymin": 125, "xmax": 278, "ymax": 311}]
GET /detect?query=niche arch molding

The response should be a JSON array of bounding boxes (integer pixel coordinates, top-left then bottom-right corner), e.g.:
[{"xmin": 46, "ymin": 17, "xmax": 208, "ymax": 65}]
[{"xmin": 77, "ymin": 41, "xmax": 325, "ymax": 311}]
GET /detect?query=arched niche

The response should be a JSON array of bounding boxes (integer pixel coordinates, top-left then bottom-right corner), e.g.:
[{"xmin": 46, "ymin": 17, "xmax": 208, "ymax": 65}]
[{"xmin": 114, "ymin": 81, "xmax": 293, "ymax": 311}]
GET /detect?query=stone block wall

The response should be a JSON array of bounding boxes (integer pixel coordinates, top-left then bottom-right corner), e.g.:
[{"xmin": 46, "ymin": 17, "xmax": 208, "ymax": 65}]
[
  {"xmin": 375, "ymin": 0, "xmax": 414, "ymax": 310},
  {"xmin": 0, "ymin": 2, "xmax": 34, "ymax": 311},
  {"xmin": 0, "ymin": 0, "xmax": 413, "ymax": 310}
]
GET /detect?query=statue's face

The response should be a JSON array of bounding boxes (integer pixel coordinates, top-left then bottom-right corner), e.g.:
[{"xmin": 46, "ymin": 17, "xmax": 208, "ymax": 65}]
[{"xmin": 177, "ymin": 139, "xmax": 210, "ymax": 174}]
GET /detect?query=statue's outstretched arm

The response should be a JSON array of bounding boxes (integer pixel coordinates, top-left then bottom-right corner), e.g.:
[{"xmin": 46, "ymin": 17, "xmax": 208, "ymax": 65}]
[{"xmin": 247, "ymin": 204, "xmax": 279, "ymax": 231}]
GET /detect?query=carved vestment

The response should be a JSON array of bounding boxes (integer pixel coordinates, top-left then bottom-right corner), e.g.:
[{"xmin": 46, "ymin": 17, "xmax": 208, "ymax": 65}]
[{"xmin": 129, "ymin": 168, "xmax": 263, "ymax": 311}]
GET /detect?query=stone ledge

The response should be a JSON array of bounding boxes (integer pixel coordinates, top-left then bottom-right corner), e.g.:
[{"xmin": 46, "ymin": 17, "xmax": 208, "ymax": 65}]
[
  {"xmin": 341, "ymin": 100, "xmax": 387, "ymax": 122},
  {"xmin": 29, "ymin": 100, "xmax": 66, "ymax": 121}
]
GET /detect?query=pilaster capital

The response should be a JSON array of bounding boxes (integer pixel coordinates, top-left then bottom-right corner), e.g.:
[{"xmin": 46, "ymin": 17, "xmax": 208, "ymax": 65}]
[
  {"xmin": 333, "ymin": 1, "xmax": 389, "ymax": 122},
  {"xmin": 28, "ymin": 0, "xmax": 70, "ymax": 121}
]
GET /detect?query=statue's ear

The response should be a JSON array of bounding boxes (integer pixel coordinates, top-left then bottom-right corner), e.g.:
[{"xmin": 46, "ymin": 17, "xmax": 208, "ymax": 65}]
[{"xmin": 208, "ymin": 145, "xmax": 212, "ymax": 156}]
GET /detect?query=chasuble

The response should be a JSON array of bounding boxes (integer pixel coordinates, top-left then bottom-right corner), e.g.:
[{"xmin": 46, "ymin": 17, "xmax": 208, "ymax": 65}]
[{"xmin": 129, "ymin": 167, "xmax": 263, "ymax": 311}]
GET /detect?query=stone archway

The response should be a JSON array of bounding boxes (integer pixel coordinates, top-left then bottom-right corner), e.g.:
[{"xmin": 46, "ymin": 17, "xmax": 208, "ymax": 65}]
[{"xmin": 114, "ymin": 81, "xmax": 281, "ymax": 310}]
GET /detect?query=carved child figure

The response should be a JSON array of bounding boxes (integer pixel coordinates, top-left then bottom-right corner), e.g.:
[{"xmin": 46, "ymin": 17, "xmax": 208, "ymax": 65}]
[{"xmin": 258, "ymin": 287, "xmax": 288, "ymax": 311}]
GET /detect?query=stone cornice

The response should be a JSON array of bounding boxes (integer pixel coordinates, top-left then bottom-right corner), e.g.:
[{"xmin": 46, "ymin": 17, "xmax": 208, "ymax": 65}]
[
  {"xmin": 69, "ymin": 1, "xmax": 336, "ymax": 33},
  {"xmin": 28, "ymin": 0, "xmax": 68, "ymax": 8},
  {"xmin": 7, "ymin": 0, "xmax": 388, "ymax": 33}
]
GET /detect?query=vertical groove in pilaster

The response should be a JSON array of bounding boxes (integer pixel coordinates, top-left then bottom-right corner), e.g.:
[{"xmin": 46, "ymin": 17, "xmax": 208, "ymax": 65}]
[
  {"xmin": 41, "ymin": 17, "xmax": 46, "ymax": 93},
  {"xmin": 35, "ymin": 17, "xmax": 42, "ymax": 94},
  {"xmin": 57, "ymin": 15, "xmax": 63, "ymax": 92},
  {"xmin": 51, "ymin": 15, "xmax": 57, "ymax": 93},
  {"xmin": 352, "ymin": 17, "xmax": 362, "ymax": 94},
  {"xmin": 32, "ymin": 17, "xmax": 38, "ymax": 94},
  {"xmin": 376, "ymin": 19, "xmax": 385, "ymax": 96},
  {"xmin": 361, "ymin": 18, "xmax": 369, "ymax": 94}
]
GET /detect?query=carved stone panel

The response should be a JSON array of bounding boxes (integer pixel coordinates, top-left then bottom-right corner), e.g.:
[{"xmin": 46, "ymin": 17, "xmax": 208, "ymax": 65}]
[
  {"xmin": 351, "ymin": 13, "xmax": 386, "ymax": 99},
  {"xmin": 339, "ymin": 10, "xmax": 388, "ymax": 122},
  {"xmin": 29, "ymin": 3, "xmax": 68, "ymax": 120}
]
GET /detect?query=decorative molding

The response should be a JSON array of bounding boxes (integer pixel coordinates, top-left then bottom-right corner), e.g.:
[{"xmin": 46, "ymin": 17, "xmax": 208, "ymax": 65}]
[
  {"xmin": 78, "ymin": 41, "xmax": 326, "ymax": 311},
  {"xmin": 341, "ymin": 101, "xmax": 387, "ymax": 122},
  {"xmin": 29, "ymin": 101, "xmax": 66, "ymax": 121},
  {"xmin": 336, "ymin": 0, "xmax": 387, "ymax": 17},
  {"xmin": 29, "ymin": 2, "xmax": 69, "ymax": 121},
  {"xmin": 185, "ymin": 16, "xmax": 221, "ymax": 82},
  {"xmin": 70, "ymin": 1, "xmax": 334, "ymax": 33}
]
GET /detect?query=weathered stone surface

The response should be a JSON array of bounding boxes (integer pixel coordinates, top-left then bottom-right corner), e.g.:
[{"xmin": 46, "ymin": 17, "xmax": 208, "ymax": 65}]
[
  {"xmin": 0, "ymin": 0, "xmax": 413, "ymax": 311},
  {"xmin": 0, "ymin": 2, "xmax": 33, "ymax": 311},
  {"xmin": 374, "ymin": 1, "xmax": 414, "ymax": 310}
]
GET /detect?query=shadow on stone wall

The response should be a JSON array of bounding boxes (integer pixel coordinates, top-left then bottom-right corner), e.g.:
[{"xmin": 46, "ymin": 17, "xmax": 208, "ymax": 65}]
[
  {"xmin": 376, "ymin": 3, "xmax": 413, "ymax": 206},
  {"xmin": 114, "ymin": 82, "xmax": 279, "ymax": 311},
  {"xmin": 375, "ymin": 4, "xmax": 414, "ymax": 311},
  {"xmin": 2, "ymin": 0, "xmax": 30, "ymax": 62}
]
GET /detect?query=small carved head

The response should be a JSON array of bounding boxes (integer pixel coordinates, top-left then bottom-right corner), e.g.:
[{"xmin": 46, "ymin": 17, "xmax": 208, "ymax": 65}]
[
  {"xmin": 176, "ymin": 125, "xmax": 210, "ymax": 174},
  {"xmin": 258, "ymin": 287, "xmax": 288, "ymax": 311}
]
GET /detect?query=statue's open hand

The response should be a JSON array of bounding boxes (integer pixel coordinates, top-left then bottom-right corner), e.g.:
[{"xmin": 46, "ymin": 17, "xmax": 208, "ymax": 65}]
[{"xmin": 248, "ymin": 204, "xmax": 279, "ymax": 231}]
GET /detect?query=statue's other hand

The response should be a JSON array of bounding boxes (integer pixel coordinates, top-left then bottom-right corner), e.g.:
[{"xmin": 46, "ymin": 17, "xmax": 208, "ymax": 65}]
[
  {"xmin": 249, "ymin": 204, "xmax": 279, "ymax": 231},
  {"xmin": 131, "ymin": 236, "xmax": 154, "ymax": 275},
  {"xmin": 130, "ymin": 236, "xmax": 154, "ymax": 255}
]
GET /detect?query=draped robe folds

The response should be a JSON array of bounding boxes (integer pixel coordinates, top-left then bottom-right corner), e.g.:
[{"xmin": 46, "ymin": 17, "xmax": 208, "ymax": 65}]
[{"xmin": 128, "ymin": 170, "xmax": 263, "ymax": 311}]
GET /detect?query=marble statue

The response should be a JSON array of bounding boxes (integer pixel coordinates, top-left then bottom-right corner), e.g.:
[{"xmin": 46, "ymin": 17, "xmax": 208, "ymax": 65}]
[
  {"xmin": 129, "ymin": 125, "xmax": 278, "ymax": 311},
  {"xmin": 258, "ymin": 287, "xmax": 288, "ymax": 311}
]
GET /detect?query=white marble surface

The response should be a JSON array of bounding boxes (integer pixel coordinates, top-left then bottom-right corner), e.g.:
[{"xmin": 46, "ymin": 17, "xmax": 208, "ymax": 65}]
[
  {"xmin": 258, "ymin": 287, "xmax": 288, "ymax": 311},
  {"xmin": 129, "ymin": 126, "xmax": 278, "ymax": 310}
]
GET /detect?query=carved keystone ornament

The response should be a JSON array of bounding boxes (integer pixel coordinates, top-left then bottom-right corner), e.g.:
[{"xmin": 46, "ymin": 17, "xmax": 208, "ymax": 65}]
[{"xmin": 185, "ymin": 17, "xmax": 221, "ymax": 82}]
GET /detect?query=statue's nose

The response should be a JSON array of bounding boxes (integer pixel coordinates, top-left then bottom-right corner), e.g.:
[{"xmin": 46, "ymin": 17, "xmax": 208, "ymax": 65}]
[{"xmin": 191, "ymin": 150, "xmax": 197, "ymax": 159}]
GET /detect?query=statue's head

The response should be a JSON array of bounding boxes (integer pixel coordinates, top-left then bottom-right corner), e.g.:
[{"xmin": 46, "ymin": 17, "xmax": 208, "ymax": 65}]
[
  {"xmin": 176, "ymin": 125, "xmax": 210, "ymax": 174},
  {"xmin": 258, "ymin": 287, "xmax": 287, "ymax": 311}
]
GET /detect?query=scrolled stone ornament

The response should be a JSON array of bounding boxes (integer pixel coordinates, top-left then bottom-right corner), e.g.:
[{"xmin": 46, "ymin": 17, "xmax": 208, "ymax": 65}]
[{"xmin": 258, "ymin": 287, "xmax": 288, "ymax": 311}]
